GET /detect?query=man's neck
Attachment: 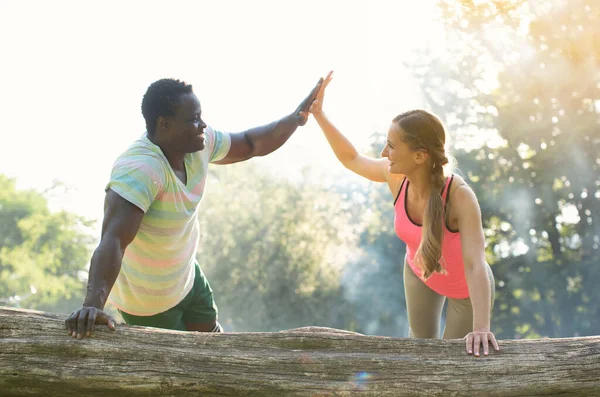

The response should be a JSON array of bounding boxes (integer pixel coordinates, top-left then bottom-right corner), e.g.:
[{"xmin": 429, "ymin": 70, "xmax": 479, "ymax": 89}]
[
  {"xmin": 148, "ymin": 134, "xmax": 186, "ymax": 171},
  {"xmin": 160, "ymin": 148, "xmax": 186, "ymax": 172}
]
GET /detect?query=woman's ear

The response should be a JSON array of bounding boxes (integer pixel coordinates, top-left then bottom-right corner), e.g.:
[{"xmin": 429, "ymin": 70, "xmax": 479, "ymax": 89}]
[{"xmin": 414, "ymin": 150, "xmax": 429, "ymax": 165}]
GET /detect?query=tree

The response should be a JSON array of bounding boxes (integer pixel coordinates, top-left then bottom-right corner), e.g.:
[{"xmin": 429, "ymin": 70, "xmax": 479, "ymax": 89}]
[
  {"xmin": 0, "ymin": 175, "xmax": 95, "ymax": 314},
  {"xmin": 412, "ymin": 0, "xmax": 600, "ymax": 337},
  {"xmin": 196, "ymin": 163, "xmax": 358, "ymax": 332},
  {"xmin": 4, "ymin": 306, "xmax": 600, "ymax": 397}
]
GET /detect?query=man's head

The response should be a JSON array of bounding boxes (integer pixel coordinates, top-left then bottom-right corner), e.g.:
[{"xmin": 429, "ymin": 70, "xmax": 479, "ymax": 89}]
[{"xmin": 141, "ymin": 78, "xmax": 207, "ymax": 153}]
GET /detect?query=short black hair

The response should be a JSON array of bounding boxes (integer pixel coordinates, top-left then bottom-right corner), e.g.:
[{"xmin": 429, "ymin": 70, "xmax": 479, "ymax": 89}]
[{"xmin": 141, "ymin": 78, "xmax": 194, "ymax": 135}]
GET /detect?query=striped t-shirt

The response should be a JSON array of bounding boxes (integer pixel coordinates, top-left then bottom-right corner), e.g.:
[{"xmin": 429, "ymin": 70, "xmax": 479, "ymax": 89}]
[{"xmin": 106, "ymin": 126, "xmax": 231, "ymax": 316}]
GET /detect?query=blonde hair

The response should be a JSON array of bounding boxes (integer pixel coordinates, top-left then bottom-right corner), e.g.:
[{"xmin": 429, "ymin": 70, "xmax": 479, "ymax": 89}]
[{"xmin": 393, "ymin": 110, "xmax": 452, "ymax": 280}]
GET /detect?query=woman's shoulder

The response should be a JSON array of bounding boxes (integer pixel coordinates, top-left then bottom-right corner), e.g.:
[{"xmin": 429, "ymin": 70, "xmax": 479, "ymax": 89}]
[
  {"xmin": 449, "ymin": 173, "xmax": 467, "ymax": 191},
  {"xmin": 448, "ymin": 173, "xmax": 480, "ymax": 209}
]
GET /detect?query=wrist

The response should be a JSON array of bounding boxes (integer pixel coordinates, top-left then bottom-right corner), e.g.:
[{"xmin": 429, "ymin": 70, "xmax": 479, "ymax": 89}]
[
  {"xmin": 284, "ymin": 113, "xmax": 300, "ymax": 127},
  {"xmin": 83, "ymin": 289, "xmax": 107, "ymax": 310},
  {"xmin": 83, "ymin": 302, "xmax": 105, "ymax": 310},
  {"xmin": 82, "ymin": 300, "xmax": 105, "ymax": 310},
  {"xmin": 313, "ymin": 112, "xmax": 327, "ymax": 122},
  {"xmin": 473, "ymin": 325, "xmax": 490, "ymax": 332}
]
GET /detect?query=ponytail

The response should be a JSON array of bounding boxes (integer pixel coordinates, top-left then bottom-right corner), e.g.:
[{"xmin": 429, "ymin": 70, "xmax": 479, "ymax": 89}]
[{"xmin": 415, "ymin": 158, "xmax": 449, "ymax": 280}]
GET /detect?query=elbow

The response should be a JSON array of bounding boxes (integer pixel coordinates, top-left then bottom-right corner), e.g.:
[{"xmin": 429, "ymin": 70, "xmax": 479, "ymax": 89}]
[
  {"xmin": 463, "ymin": 259, "xmax": 489, "ymax": 280},
  {"xmin": 340, "ymin": 153, "xmax": 359, "ymax": 170},
  {"xmin": 239, "ymin": 132, "xmax": 260, "ymax": 159},
  {"xmin": 342, "ymin": 160, "xmax": 353, "ymax": 170}
]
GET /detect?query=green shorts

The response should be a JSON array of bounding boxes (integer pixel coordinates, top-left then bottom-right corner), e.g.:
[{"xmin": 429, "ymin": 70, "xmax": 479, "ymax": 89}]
[{"xmin": 119, "ymin": 262, "xmax": 218, "ymax": 331}]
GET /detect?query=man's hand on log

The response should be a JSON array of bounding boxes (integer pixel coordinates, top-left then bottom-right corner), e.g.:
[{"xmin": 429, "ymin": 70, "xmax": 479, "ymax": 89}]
[
  {"xmin": 465, "ymin": 329, "xmax": 499, "ymax": 357},
  {"xmin": 65, "ymin": 307, "xmax": 116, "ymax": 339}
]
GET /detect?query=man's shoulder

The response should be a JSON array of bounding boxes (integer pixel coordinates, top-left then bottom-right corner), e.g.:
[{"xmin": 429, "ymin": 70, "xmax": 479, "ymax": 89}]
[
  {"xmin": 122, "ymin": 134, "xmax": 162, "ymax": 155},
  {"xmin": 114, "ymin": 135, "xmax": 166, "ymax": 167}
]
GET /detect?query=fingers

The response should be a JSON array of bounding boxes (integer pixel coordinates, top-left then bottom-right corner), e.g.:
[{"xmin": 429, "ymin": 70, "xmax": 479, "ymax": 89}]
[
  {"xmin": 315, "ymin": 71, "xmax": 333, "ymax": 101},
  {"xmin": 473, "ymin": 333, "xmax": 481, "ymax": 357},
  {"xmin": 66, "ymin": 307, "xmax": 117, "ymax": 339},
  {"xmin": 490, "ymin": 333, "xmax": 500, "ymax": 351},
  {"xmin": 96, "ymin": 312, "xmax": 117, "ymax": 331},
  {"xmin": 86, "ymin": 308, "xmax": 98, "ymax": 337},
  {"xmin": 309, "ymin": 100, "xmax": 321, "ymax": 114},
  {"xmin": 315, "ymin": 71, "xmax": 333, "ymax": 108},
  {"xmin": 318, "ymin": 70, "xmax": 333, "ymax": 97},
  {"xmin": 466, "ymin": 331, "xmax": 499, "ymax": 357},
  {"xmin": 299, "ymin": 78, "xmax": 324, "ymax": 113},
  {"xmin": 296, "ymin": 71, "xmax": 334, "ymax": 122},
  {"xmin": 305, "ymin": 78, "xmax": 324, "ymax": 107},
  {"xmin": 482, "ymin": 334, "xmax": 490, "ymax": 356},
  {"xmin": 107, "ymin": 317, "xmax": 117, "ymax": 331},
  {"xmin": 65, "ymin": 311, "xmax": 78, "ymax": 336},
  {"xmin": 76, "ymin": 308, "xmax": 90, "ymax": 339},
  {"xmin": 323, "ymin": 70, "xmax": 334, "ymax": 87},
  {"xmin": 466, "ymin": 333, "xmax": 473, "ymax": 355}
]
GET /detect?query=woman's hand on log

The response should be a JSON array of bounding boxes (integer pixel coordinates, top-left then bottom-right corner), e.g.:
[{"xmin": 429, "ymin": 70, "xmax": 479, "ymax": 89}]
[
  {"xmin": 65, "ymin": 306, "xmax": 117, "ymax": 339},
  {"xmin": 465, "ymin": 329, "xmax": 499, "ymax": 357}
]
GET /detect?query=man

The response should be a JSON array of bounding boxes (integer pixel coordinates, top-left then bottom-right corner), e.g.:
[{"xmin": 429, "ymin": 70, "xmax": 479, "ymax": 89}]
[{"xmin": 65, "ymin": 77, "xmax": 322, "ymax": 338}]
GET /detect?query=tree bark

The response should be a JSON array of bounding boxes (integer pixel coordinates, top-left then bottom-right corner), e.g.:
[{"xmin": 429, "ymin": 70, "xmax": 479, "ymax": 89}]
[{"xmin": 1, "ymin": 307, "xmax": 599, "ymax": 397}]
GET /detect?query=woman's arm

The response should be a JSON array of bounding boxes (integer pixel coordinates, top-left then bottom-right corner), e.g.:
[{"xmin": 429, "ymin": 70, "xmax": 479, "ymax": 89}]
[
  {"xmin": 313, "ymin": 112, "xmax": 390, "ymax": 182},
  {"xmin": 310, "ymin": 71, "xmax": 390, "ymax": 183},
  {"xmin": 454, "ymin": 184, "xmax": 500, "ymax": 356}
]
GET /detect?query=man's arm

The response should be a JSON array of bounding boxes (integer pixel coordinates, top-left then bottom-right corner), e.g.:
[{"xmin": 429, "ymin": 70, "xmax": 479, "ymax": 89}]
[
  {"xmin": 65, "ymin": 189, "xmax": 144, "ymax": 339},
  {"xmin": 213, "ymin": 115, "xmax": 298, "ymax": 164},
  {"xmin": 85, "ymin": 190, "xmax": 144, "ymax": 308},
  {"xmin": 213, "ymin": 78, "xmax": 323, "ymax": 165}
]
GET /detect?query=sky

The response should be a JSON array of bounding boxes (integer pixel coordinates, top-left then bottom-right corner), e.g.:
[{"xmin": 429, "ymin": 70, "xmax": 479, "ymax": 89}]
[{"xmin": 0, "ymin": 0, "xmax": 444, "ymax": 228}]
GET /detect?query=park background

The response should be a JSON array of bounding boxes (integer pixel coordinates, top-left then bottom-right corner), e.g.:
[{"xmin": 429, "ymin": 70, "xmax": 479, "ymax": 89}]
[{"xmin": 0, "ymin": 0, "xmax": 598, "ymax": 338}]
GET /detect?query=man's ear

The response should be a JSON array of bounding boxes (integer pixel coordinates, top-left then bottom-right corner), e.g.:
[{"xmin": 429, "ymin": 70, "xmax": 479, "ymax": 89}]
[
  {"xmin": 414, "ymin": 150, "xmax": 429, "ymax": 165},
  {"xmin": 157, "ymin": 116, "xmax": 169, "ymax": 131}
]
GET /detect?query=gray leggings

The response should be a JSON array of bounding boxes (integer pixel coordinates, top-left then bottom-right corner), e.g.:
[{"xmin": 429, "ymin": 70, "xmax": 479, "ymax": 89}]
[{"xmin": 403, "ymin": 259, "xmax": 495, "ymax": 339}]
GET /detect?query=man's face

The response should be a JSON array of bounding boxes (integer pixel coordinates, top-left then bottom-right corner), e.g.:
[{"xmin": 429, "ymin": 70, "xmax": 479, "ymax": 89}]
[{"xmin": 155, "ymin": 92, "xmax": 207, "ymax": 153}]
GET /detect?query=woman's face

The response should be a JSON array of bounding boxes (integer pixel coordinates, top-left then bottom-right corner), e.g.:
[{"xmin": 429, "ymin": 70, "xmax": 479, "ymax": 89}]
[{"xmin": 381, "ymin": 123, "xmax": 423, "ymax": 175}]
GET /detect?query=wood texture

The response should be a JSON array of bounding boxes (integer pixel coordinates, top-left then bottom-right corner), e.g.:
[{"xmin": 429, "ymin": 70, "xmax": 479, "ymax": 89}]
[{"xmin": 1, "ymin": 307, "xmax": 599, "ymax": 396}]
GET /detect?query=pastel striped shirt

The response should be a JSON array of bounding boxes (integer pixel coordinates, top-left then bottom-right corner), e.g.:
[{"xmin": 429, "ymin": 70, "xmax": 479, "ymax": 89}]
[{"xmin": 106, "ymin": 126, "xmax": 231, "ymax": 315}]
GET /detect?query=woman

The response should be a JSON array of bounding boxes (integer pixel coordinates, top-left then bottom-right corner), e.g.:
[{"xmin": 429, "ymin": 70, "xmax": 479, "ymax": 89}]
[{"xmin": 310, "ymin": 71, "xmax": 499, "ymax": 356}]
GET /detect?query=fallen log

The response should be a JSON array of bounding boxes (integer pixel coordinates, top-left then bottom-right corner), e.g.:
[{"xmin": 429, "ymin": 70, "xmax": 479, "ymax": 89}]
[{"xmin": 1, "ymin": 307, "xmax": 599, "ymax": 396}]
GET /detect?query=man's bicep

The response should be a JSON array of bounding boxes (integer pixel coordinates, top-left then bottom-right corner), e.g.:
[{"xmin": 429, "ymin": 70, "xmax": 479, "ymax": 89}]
[
  {"xmin": 213, "ymin": 132, "xmax": 253, "ymax": 164},
  {"xmin": 101, "ymin": 189, "xmax": 145, "ymax": 248}
]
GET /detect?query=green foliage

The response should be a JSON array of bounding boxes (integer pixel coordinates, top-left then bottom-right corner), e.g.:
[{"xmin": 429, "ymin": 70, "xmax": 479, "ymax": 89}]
[
  {"xmin": 412, "ymin": 0, "xmax": 600, "ymax": 337},
  {"xmin": 333, "ymin": 133, "xmax": 409, "ymax": 336},
  {"xmin": 0, "ymin": 175, "xmax": 94, "ymax": 313},
  {"xmin": 196, "ymin": 163, "xmax": 357, "ymax": 332}
]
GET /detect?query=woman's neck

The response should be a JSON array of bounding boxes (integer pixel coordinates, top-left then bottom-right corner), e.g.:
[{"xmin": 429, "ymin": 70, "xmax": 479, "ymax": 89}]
[{"xmin": 406, "ymin": 168, "xmax": 434, "ymax": 201}]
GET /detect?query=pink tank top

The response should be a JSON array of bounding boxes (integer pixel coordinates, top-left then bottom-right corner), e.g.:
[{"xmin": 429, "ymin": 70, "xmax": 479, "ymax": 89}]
[{"xmin": 394, "ymin": 175, "xmax": 469, "ymax": 299}]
